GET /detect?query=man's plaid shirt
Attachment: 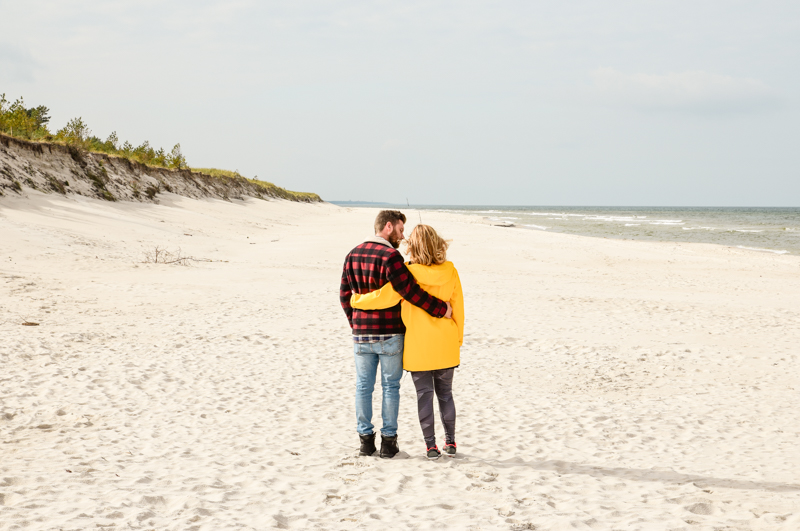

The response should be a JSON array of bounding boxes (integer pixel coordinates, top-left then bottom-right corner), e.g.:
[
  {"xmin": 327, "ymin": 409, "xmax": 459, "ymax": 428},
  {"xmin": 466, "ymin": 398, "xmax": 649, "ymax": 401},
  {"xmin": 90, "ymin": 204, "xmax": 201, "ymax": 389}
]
[{"xmin": 340, "ymin": 239, "xmax": 448, "ymax": 340}]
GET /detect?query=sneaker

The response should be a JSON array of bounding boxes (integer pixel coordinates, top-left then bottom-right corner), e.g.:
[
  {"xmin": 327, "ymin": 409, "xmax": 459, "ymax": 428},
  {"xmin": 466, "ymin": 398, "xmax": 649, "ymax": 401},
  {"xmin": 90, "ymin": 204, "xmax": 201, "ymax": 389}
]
[
  {"xmin": 358, "ymin": 433, "xmax": 376, "ymax": 456},
  {"xmin": 426, "ymin": 446, "xmax": 441, "ymax": 460},
  {"xmin": 443, "ymin": 442, "xmax": 457, "ymax": 457},
  {"xmin": 380, "ymin": 435, "xmax": 400, "ymax": 459}
]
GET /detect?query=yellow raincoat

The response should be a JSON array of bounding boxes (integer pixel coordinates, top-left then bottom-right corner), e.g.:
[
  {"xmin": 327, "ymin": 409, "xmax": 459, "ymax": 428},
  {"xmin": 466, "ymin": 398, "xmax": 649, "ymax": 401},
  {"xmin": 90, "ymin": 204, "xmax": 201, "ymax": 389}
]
[{"xmin": 350, "ymin": 262, "xmax": 464, "ymax": 371}]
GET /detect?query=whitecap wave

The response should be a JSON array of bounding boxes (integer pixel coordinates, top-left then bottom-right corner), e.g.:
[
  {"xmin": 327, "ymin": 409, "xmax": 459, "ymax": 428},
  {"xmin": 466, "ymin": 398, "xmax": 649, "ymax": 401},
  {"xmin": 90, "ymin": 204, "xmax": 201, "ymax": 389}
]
[
  {"xmin": 649, "ymin": 220, "xmax": 684, "ymax": 225},
  {"xmin": 585, "ymin": 215, "xmax": 639, "ymax": 222},
  {"xmin": 736, "ymin": 246, "xmax": 789, "ymax": 254}
]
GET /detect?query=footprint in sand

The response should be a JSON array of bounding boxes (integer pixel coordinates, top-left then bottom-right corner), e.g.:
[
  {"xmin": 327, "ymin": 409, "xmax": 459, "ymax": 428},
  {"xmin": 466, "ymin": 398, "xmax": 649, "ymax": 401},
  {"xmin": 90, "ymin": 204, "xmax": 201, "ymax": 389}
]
[
  {"xmin": 464, "ymin": 468, "xmax": 501, "ymax": 492},
  {"xmin": 323, "ymin": 456, "xmax": 376, "ymax": 485}
]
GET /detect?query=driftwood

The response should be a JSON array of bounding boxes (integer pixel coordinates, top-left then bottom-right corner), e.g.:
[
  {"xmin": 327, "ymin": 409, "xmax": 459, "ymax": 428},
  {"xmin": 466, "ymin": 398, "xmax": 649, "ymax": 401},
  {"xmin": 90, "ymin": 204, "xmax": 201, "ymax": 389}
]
[{"xmin": 142, "ymin": 246, "xmax": 216, "ymax": 266}]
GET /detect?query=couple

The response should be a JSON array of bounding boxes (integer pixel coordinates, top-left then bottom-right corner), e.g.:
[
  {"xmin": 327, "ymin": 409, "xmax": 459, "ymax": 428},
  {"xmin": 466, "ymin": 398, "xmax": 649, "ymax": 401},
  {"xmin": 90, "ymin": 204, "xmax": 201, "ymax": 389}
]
[{"xmin": 339, "ymin": 210, "xmax": 464, "ymax": 460}]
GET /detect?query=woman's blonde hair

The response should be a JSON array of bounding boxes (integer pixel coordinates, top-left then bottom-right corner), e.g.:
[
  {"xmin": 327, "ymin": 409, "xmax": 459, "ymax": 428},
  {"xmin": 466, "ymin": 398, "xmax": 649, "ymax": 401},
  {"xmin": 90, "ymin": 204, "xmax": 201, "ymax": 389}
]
[{"xmin": 405, "ymin": 224, "xmax": 449, "ymax": 266}]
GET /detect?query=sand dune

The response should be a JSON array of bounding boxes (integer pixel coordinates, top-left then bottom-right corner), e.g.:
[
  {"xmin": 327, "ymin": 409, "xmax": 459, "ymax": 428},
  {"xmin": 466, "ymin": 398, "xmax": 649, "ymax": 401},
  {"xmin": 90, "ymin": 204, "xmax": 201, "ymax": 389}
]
[{"xmin": 1, "ymin": 191, "xmax": 799, "ymax": 530}]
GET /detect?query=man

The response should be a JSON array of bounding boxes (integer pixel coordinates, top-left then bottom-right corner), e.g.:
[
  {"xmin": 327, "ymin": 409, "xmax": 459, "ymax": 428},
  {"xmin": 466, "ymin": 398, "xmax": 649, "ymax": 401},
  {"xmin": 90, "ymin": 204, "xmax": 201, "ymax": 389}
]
[{"xmin": 340, "ymin": 210, "xmax": 452, "ymax": 458}]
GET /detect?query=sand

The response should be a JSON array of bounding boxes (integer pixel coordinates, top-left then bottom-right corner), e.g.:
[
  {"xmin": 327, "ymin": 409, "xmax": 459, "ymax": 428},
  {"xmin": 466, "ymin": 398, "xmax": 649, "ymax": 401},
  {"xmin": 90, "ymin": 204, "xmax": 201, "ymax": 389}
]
[{"xmin": 1, "ymin": 191, "xmax": 799, "ymax": 530}]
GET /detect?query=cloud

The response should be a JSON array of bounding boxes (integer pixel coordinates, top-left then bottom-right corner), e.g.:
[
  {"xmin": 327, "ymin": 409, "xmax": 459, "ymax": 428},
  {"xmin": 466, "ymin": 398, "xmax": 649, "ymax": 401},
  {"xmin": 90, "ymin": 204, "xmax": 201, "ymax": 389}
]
[
  {"xmin": 0, "ymin": 43, "xmax": 38, "ymax": 83},
  {"xmin": 591, "ymin": 68, "xmax": 783, "ymax": 114}
]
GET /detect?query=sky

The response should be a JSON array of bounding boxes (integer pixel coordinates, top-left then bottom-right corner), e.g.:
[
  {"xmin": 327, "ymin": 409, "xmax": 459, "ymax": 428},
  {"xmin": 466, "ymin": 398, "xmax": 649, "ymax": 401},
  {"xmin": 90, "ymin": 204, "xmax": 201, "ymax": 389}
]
[{"xmin": 2, "ymin": 1, "xmax": 799, "ymax": 206}]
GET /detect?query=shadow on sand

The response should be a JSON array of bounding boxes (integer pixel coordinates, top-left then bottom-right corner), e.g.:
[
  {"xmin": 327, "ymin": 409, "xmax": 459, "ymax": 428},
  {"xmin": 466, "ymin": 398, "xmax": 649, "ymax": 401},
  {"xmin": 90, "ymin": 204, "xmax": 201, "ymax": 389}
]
[{"xmin": 462, "ymin": 457, "xmax": 800, "ymax": 493}]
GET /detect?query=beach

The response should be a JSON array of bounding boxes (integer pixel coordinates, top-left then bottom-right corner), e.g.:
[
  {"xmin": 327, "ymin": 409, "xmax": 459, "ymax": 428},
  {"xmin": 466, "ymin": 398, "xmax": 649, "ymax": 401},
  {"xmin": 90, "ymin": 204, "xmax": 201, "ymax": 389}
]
[{"xmin": 2, "ymin": 192, "xmax": 799, "ymax": 530}]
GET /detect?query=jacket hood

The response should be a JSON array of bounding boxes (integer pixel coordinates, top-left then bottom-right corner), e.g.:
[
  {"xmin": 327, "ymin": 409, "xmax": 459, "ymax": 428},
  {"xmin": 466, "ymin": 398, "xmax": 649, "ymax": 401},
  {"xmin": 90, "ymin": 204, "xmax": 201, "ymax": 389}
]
[{"xmin": 407, "ymin": 261, "xmax": 456, "ymax": 286}]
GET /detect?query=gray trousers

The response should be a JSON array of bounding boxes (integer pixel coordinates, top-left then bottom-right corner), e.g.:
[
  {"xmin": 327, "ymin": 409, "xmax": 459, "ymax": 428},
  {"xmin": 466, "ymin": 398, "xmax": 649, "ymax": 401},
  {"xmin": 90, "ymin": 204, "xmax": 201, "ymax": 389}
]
[{"xmin": 410, "ymin": 368, "xmax": 456, "ymax": 447}]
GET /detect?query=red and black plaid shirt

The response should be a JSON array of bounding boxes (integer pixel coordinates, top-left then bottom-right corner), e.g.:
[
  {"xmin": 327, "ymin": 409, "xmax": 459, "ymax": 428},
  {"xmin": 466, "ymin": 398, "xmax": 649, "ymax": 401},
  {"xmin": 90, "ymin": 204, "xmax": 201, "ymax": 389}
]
[{"xmin": 340, "ymin": 240, "xmax": 448, "ymax": 338}]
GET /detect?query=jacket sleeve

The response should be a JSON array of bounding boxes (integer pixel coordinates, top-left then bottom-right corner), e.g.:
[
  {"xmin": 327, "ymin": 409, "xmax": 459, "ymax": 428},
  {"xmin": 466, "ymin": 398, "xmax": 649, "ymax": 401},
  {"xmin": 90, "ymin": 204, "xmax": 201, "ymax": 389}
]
[
  {"xmin": 339, "ymin": 264, "xmax": 354, "ymax": 328},
  {"xmin": 451, "ymin": 268, "xmax": 465, "ymax": 346},
  {"xmin": 386, "ymin": 256, "xmax": 448, "ymax": 318},
  {"xmin": 350, "ymin": 283, "xmax": 403, "ymax": 310}
]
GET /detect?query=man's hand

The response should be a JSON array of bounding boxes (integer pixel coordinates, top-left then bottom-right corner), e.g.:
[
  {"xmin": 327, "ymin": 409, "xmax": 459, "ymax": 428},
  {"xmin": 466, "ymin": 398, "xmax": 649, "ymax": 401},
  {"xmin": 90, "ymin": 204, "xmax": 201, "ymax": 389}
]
[{"xmin": 444, "ymin": 302, "xmax": 453, "ymax": 319}]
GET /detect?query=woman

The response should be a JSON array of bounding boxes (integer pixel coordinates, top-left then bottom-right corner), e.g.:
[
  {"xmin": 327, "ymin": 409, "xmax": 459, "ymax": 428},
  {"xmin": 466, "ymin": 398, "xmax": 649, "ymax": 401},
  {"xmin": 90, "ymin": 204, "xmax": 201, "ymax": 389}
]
[{"xmin": 350, "ymin": 224, "xmax": 464, "ymax": 459}]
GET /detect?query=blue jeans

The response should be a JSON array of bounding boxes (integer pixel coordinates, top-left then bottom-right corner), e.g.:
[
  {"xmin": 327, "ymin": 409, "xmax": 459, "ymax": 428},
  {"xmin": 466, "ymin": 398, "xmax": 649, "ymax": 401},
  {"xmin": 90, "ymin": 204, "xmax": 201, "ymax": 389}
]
[{"xmin": 353, "ymin": 335, "xmax": 404, "ymax": 437}]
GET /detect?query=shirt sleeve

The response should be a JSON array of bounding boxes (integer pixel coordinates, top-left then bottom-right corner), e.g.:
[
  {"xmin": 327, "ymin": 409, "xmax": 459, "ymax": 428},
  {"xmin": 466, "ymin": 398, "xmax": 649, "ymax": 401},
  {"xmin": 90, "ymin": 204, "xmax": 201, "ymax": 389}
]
[
  {"xmin": 350, "ymin": 282, "xmax": 402, "ymax": 310},
  {"xmin": 339, "ymin": 263, "xmax": 354, "ymax": 328},
  {"xmin": 385, "ymin": 255, "xmax": 448, "ymax": 318},
  {"xmin": 451, "ymin": 268, "xmax": 465, "ymax": 345}
]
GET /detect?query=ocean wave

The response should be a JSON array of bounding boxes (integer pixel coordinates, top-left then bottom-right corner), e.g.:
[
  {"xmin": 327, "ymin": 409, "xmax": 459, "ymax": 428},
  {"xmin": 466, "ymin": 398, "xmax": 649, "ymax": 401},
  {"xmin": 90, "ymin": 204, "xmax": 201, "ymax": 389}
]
[
  {"xmin": 413, "ymin": 206, "xmax": 799, "ymax": 254},
  {"xmin": 736, "ymin": 246, "xmax": 789, "ymax": 254},
  {"xmin": 524, "ymin": 212, "xmax": 586, "ymax": 218},
  {"xmin": 585, "ymin": 216, "xmax": 639, "ymax": 222}
]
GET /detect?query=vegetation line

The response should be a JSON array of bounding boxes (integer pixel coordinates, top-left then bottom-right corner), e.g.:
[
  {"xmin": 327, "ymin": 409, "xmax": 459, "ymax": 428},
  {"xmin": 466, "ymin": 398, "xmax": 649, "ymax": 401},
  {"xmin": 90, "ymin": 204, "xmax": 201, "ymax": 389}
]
[
  {"xmin": 0, "ymin": 94, "xmax": 186, "ymax": 169},
  {"xmin": 189, "ymin": 167, "xmax": 321, "ymax": 202},
  {"xmin": 0, "ymin": 93, "xmax": 320, "ymax": 202}
]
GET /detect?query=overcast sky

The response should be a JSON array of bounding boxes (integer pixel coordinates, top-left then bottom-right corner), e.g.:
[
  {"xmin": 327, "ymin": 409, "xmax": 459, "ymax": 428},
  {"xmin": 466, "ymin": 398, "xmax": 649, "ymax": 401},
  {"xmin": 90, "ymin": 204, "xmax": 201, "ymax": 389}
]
[{"xmin": 2, "ymin": 1, "xmax": 798, "ymax": 205}]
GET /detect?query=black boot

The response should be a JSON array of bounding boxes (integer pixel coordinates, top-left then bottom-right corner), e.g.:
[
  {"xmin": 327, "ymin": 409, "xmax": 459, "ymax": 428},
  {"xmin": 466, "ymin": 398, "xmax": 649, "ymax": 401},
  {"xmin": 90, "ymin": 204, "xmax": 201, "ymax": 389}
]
[
  {"xmin": 380, "ymin": 434, "xmax": 399, "ymax": 459},
  {"xmin": 358, "ymin": 433, "xmax": 376, "ymax": 456}
]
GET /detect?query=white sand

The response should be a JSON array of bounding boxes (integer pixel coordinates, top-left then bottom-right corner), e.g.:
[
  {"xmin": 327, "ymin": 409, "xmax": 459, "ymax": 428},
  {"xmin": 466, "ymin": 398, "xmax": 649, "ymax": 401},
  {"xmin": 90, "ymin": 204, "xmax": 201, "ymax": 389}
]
[{"xmin": 1, "ymin": 191, "xmax": 799, "ymax": 530}]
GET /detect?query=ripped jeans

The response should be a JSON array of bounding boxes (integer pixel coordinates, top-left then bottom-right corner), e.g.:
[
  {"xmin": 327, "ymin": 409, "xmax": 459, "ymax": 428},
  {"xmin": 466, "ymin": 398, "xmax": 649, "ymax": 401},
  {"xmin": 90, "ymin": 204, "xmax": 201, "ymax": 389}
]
[{"xmin": 353, "ymin": 335, "xmax": 404, "ymax": 437}]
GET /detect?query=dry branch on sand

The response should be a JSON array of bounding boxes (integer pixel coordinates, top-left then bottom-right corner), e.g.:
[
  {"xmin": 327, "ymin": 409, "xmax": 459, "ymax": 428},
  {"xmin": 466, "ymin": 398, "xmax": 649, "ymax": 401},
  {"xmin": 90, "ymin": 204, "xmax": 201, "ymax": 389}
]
[{"xmin": 141, "ymin": 246, "xmax": 214, "ymax": 266}]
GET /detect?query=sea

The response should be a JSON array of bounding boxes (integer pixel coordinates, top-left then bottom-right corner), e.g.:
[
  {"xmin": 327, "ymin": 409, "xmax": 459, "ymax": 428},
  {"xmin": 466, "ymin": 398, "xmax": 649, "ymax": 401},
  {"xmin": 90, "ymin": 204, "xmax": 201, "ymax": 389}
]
[{"xmin": 331, "ymin": 204, "xmax": 800, "ymax": 255}]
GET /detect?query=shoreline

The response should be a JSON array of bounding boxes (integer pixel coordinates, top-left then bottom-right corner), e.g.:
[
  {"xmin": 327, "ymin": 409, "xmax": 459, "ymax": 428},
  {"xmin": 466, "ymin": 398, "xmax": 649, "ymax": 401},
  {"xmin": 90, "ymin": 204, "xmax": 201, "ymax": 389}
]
[
  {"xmin": 334, "ymin": 203, "xmax": 800, "ymax": 256},
  {"xmin": 2, "ymin": 192, "xmax": 799, "ymax": 530}
]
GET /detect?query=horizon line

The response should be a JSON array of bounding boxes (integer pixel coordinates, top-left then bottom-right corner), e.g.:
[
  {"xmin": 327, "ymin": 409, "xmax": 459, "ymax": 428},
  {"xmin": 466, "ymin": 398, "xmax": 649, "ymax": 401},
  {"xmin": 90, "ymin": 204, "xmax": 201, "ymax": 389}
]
[{"xmin": 327, "ymin": 201, "xmax": 800, "ymax": 209}]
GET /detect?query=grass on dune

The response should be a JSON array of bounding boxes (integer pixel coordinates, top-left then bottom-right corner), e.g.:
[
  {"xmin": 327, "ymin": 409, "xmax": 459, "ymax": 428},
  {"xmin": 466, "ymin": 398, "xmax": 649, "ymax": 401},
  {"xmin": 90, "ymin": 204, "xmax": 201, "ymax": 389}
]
[
  {"xmin": 1, "ymin": 92, "xmax": 321, "ymax": 202},
  {"xmin": 191, "ymin": 168, "xmax": 321, "ymax": 202}
]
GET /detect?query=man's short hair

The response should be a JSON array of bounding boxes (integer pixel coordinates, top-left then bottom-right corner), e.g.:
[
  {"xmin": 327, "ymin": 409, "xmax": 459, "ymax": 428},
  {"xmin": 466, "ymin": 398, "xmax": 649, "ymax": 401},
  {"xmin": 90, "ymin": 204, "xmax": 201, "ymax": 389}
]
[{"xmin": 374, "ymin": 210, "xmax": 406, "ymax": 234}]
